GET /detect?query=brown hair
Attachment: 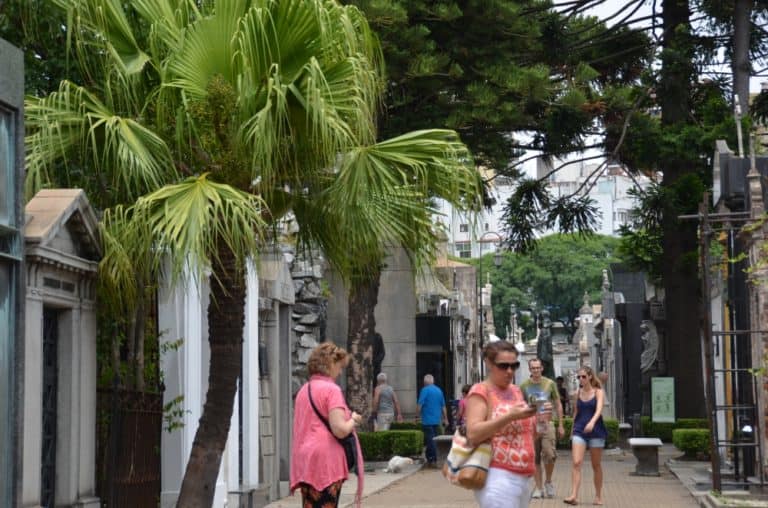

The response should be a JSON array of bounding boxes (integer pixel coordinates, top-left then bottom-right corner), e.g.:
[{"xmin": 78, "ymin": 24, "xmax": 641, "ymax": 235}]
[
  {"xmin": 307, "ymin": 342, "xmax": 348, "ymax": 376},
  {"xmin": 482, "ymin": 341, "xmax": 518, "ymax": 363},
  {"xmin": 528, "ymin": 357, "xmax": 543, "ymax": 368},
  {"xmin": 578, "ymin": 365, "xmax": 602, "ymax": 389}
]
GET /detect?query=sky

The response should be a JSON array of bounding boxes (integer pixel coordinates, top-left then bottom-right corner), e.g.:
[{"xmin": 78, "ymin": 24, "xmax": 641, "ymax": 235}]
[{"xmin": 585, "ymin": 0, "xmax": 767, "ymax": 93}]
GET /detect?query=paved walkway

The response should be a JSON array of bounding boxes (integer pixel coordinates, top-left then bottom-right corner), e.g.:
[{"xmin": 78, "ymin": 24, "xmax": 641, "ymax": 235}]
[{"xmin": 266, "ymin": 445, "xmax": 703, "ymax": 507}]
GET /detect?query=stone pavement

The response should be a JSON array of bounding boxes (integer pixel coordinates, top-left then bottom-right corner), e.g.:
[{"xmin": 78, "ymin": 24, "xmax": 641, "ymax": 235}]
[{"xmin": 266, "ymin": 445, "xmax": 706, "ymax": 507}]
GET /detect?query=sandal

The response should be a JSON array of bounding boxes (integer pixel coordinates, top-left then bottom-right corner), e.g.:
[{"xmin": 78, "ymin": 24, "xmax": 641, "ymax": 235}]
[{"xmin": 563, "ymin": 499, "xmax": 578, "ymax": 506}]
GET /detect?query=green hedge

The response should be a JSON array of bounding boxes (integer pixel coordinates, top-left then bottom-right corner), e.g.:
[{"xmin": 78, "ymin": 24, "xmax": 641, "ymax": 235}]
[
  {"xmin": 389, "ymin": 422, "xmax": 422, "ymax": 431},
  {"xmin": 672, "ymin": 429, "xmax": 710, "ymax": 458},
  {"xmin": 555, "ymin": 417, "xmax": 619, "ymax": 449},
  {"xmin": 358, "ymin": 430, "xmax": 423, "ymax": 460},
  {"xmin": 641, "ymin": 417, "xmax": 708, "ymax": 442}
]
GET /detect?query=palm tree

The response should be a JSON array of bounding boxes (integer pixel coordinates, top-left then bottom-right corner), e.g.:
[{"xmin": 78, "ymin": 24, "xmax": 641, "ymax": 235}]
[{"xmin": 27, "ymin": 0, "xmax": 482, "ymax": 505}]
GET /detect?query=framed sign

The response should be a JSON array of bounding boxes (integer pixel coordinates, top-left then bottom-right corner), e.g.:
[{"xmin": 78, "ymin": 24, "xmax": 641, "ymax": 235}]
[{"xmin": 651, "ymin": 377, "xmax": 675, "ymax": 423}]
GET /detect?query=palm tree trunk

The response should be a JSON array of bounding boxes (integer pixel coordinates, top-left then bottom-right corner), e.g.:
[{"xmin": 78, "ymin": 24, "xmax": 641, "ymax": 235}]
[
  {"xmin": 134, "ymin": 280, "xmax": 146, "ymax": 392},
  {"xmin": 346, "ymin": 271, "xmax": 381, "ymax": 421},
  {"xmin": 177, "ymin": 241, "xmax": 245, "ymax": 507}
]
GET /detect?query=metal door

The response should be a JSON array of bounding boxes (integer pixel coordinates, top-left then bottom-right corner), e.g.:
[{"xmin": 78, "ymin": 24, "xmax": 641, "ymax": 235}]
[{"xmin": 41, "ymin": 309, "xmax": 58, "ymax": 508}]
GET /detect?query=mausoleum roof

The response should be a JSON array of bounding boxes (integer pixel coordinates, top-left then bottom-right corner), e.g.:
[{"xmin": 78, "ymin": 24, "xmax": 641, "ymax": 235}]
[{"xmin": 25, "ymin": 189, "xmax": 101, "ymax": 261}]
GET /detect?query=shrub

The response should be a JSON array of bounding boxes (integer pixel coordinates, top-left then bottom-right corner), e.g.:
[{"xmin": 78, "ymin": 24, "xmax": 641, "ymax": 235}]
[
  {"xmin": 641, "ymin": 417, "xmax": 675, "ymax": 442},
  {"xmin": 675, "ymin": 418, "xmax": 708, "ymax": 430},
  {"xmin": 358, "ymin": 430, "xmax": 423, "ymax": 460},
  {"xmin": 672, "ymin": 429, "xmax": 710, "ymax": 458},
  {"xmin": 640, "ymin": 417, "xmax": 709, "ymax": 442},
  {"xmin": 390, "ymin": 422, "xmax": 421, "ymax": 431}
]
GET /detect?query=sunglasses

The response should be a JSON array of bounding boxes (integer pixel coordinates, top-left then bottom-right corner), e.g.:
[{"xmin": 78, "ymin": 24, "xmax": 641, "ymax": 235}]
[
  {"xmin": 577, "ymin": 374, "xmax": 588, "ymax": 379},
  {"xmin": 495, "ymin": 361, "xmax": 520, "ymax": 371}
]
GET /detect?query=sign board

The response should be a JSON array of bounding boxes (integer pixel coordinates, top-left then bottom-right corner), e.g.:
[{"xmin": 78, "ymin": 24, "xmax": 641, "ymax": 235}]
[{"xmin": 651, "ymin": 377, "xmax": 675, "ymax": 423}]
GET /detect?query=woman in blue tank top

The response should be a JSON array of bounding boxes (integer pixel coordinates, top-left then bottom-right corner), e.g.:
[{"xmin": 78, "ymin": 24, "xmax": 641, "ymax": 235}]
[{"xmin": 564, "ymin": 366, "xmax": 606, "ymax": 506}]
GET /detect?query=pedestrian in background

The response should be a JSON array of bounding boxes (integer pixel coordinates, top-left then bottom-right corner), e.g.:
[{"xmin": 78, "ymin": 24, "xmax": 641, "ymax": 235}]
[
  {"xmin": 465, "ymin": 341, "xmax": 545, "ymax": 508},
  {"xmin": 556, "ymin": 376, "xmax": 570, "ymax": 416},
  {"xmin": 564, "ymin": 366, "xmax": 607, "ymax": 506},
  {"xmin": 417, "ymin": 374, "xmax": 448, "ymax": 468},
  {"xmin": 456, "ymin": 384, "xmax": 472, "ymax": 428},
  {"xmin": 521, "ymin": 358, "xmax": 565, "ymax": 499},
  {"xmin": 372, "ymin": 372, "xmax": 403, "ymax": 430},
  {"xmin": 290, "ymin": 342, "xmax": 363, "ymax": 507}
]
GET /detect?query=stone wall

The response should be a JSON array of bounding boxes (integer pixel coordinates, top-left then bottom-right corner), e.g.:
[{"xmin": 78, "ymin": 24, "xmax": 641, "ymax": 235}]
[{"xmin": 290, "ymin": 251, "xmax": 329, "ymax": 396}]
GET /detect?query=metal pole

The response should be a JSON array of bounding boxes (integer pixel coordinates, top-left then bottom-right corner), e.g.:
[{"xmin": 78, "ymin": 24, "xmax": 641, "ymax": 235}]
[
  {"xmin": 479, "ymin": 258, "xmax": 484, "ymax": 378},
  {"xmin": 699, "ymin": 193, "xmax": 722, "ymax": 492}
]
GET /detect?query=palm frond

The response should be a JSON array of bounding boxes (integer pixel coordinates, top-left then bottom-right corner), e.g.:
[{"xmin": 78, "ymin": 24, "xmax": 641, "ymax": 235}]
[
  {"xmin": 25, "ymin": 81, "xmax": 175, "ymax": 202},
  {"xmin": 337, "ymin": 129, "xmax": 483, "ymax": 211},
  {"xmin": 126, "ymin": 173, "xmax": 266, "ymax": 285}
]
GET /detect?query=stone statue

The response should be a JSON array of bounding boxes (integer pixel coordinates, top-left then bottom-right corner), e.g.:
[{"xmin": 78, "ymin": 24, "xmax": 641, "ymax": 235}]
[
  {"xmin": 640, "ymin": 320, "xmax": 659, "ymax": 373},
  {"xmin": 372, "ymin": 332, "xmax": 385, "ymax": 389},
  {"xmin": 602, "ymin": 269, "xmax": 610, "ymax": 292},
  {"xmin": 640, "ymin": 320, "xmax": 659, "ymax": 416},
  {"xmin": 536, "ymin": 310, "xmax": 555, "ymax": 379}
]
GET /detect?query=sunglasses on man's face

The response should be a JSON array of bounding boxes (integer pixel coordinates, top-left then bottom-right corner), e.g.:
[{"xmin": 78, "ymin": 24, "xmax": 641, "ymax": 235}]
[{"xmin": 494, "ymin": 361, "xmax": 520, "ymax": 371}]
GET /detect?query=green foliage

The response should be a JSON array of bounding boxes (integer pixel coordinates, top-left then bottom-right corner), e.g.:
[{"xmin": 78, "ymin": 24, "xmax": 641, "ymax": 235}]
[
  {"xmin": 345, "ymin": 0, "xmax": 651, "ymax": 171},
  {"xmin": 640, "ymin": 417, "xmax": 708, "ymax": 442},
  {"xmin": 163, "ymin": 395, "xmax": 189, "ymax": 433},
  {"xmin": 358, "ymin": 430, "xmax": 424, "ymax": 460},
  {"xmin": 641, "ymin": 417, "xmax": 675, "ymax": 442},
  {"xmin": 672, "ymin": 429, "xmax": 710, "ymax": 458},
  {"xmin": 0, "ymin": 0, "xmax": 83, "ymax": 96},
  {"xmin": 389, "ymin": 422, "xmax": 422, "ymax": 431},
  {"xmin": 474, "ymin": 234, "xmax": 624, "ymax": 333},
  {"xmin": 554, "ymin": 417, "xmax": 619, "ymax": 449}
]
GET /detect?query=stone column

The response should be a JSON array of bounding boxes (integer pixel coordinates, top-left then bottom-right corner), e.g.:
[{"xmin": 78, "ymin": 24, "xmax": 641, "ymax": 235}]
[{"xmin": 746, "ymin": 158, "xmax": 768, "ymax": 478}]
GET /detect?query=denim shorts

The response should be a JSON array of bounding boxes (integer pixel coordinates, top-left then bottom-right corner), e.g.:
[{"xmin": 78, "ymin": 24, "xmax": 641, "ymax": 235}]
[{"xmin": 571, "ymin": 435, "xmax": 605, "ymax": 448}]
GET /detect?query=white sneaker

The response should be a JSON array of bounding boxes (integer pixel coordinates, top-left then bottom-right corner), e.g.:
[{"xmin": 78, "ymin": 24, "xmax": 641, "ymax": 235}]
[
  {"xmin": 531, "ymin": 488, "xmax": 543, "ymax": 499},
  {"xmin": 544, "ymin": 482, "xmax": 555, "ymax": 498}
]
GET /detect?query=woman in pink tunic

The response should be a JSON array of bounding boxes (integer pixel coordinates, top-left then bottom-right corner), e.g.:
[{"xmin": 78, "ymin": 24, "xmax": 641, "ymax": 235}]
[{"xmin": 290, "ymin": 343, "xmax": 363, "ymax": 507}]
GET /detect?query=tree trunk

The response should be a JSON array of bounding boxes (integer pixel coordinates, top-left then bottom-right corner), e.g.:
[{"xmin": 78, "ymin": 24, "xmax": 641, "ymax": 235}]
[
  {"xmin": 659, "ymin": 0, "xmax": 705, "ymax": 417},
  {"xmin": 733, "ymin": 0, "xmax": 752, "ymax": 118},
  {"xmin": 134, "ymin": 280, "xmax": 146, "ymax": 392},
  {"xmin": 346, "ymin": 271, "xmax": 381, "ymax": 422},
  {"xmin": 177, "ymin": 241, "xmax": 245, "ymax": 507}
]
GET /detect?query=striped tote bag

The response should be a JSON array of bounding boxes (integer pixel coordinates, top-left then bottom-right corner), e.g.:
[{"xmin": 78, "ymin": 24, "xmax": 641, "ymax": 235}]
[{"xmin": 442, "ymin": 430, "xmax": 492, "ymax": 490}]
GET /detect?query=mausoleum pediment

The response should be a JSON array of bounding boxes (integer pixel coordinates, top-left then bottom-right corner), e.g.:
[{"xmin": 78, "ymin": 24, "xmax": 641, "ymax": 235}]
[{"xmin": 25, "ymin": 189, "xmax": 101, "ymax": 269}]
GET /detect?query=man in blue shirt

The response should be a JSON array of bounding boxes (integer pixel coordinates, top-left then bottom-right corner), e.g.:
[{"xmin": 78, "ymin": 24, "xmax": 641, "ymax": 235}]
[{"xmin": 417, "ymin": 374, "xmax": 448, "ymax": 468}]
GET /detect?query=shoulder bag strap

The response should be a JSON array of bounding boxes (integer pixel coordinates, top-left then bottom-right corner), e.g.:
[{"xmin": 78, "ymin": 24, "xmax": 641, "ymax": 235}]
[{"xmin": 307, "ymin": 382, "xmax": 335, "ymax": 436}]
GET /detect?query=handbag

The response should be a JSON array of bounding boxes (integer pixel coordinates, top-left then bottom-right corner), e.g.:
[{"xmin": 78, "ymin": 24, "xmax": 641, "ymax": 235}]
[
  {"xmin": 442, "ymin": 383, "xmax": 492, "ymax": 490},
  {"xmin": 308, "ymin": 383, "xmax": 357, "ymax": 472}
]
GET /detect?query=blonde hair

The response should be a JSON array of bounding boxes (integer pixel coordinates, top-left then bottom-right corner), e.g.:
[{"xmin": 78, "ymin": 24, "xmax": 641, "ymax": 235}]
[
  {"xmin": 579, "ymin": 366, "xmax": 602, "ymax": 389},
  {"xmin": 307, "ymin": 342, "xmax": 348, "ymax": 376}
]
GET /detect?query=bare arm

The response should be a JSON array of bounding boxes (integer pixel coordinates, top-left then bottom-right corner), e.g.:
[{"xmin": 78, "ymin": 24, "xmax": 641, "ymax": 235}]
[
  {"xmin": 466, "ymin": 393, "xmax": 536, "ymax": 444},
  {"xmin": 392, "ymin": 391, "xmax": 402, "ymax": 420},
  {"xmin": 329, "ymin": 408, "xmax": 361, "ymax": 439}
]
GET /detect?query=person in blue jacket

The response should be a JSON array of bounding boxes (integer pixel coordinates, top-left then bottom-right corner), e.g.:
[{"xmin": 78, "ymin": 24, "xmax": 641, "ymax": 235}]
[{"xmin": 417, "ymin": 374, "xmax": 448, "ymax": 468}]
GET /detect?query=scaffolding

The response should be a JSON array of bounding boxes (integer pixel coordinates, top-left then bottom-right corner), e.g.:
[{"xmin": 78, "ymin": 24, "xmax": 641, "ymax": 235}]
[{"xmin": 689, "ymin": 201, "xmax": 766, "ymax": 492}]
